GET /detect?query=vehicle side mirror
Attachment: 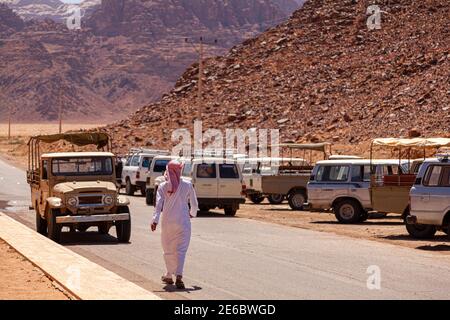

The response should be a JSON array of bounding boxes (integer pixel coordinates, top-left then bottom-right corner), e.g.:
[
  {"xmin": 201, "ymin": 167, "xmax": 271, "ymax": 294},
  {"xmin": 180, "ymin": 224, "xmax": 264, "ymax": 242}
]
[
  {"xmin": 310, "ymin": 174, "xmax": 315, "ymax": 181},
  {"xmin": 415, "ymin": 177, "xmax": 422, "ymax": 185}
]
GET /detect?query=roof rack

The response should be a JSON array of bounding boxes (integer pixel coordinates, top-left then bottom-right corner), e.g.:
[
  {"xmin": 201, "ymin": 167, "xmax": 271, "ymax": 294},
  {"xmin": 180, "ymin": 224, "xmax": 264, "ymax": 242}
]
[{"xmin": 129, "ymin": 148, "xmax": 170, "ymax": 155}]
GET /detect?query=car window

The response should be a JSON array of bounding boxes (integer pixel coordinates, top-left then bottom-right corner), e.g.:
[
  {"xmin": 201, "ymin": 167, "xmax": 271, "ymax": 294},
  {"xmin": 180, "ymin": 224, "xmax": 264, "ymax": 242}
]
[
  {"xmin": 52, "ymin": 157, "xmax": 113, "ymax": 176},
  {"xmin": 219, "ymin": 164, "xmax": 239, "ymax": 179},
  {"xmin": 440, "ymin": 166, "xmax": 450, "ymax": 186},
  {"xmin": 153, "ymin": 160, "xmax": 169, "ymax": 173},
  {"xmin": 182, "ymin": 162, "xmax": 192, "ymax": 177},
  {"xmin": 351, "ymin": 165, "xmax": 371, "ymax": 182},
  {"xmin": 196, "ymin": 163, "xmax": 216, "ymax": 179},
  {"xmin": 316, "ymin": 165, "xmax": 349, "ymax": 182},
  {"xmin": 142, "ymin": 157, "xmax": 151, "ymax": 168},
  {"xmin": 424, "ymin": 165, "xmax": 442, "ymax": 186},
  {"xmin": 130, "ymin": 156, "xmax": 140, "ymax": 167}
]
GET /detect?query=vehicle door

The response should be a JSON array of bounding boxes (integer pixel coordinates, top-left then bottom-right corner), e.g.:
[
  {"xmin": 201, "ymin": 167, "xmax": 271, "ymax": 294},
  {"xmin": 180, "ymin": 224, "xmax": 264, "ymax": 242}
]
[
  {"xmin": 413, "ymin": 165, "xmax": 450, "ymax": 224},
  {"xmin": 308, "ymin": 164, "xmax": 351, "ymax": 204},
  {"xmin": 192, "ymin": 163, "xmax": 218, "ymax": 199},
  {"xmin": 218, "ymin": 163, "xmax": 242, "ymax": 199},
  {"xmin": 349, "ymin": 165, "xmax": 371, "ymax": 207},
  {"xmin": 139, "ymin": 156, "xmax": 152, "ymax": 182}
]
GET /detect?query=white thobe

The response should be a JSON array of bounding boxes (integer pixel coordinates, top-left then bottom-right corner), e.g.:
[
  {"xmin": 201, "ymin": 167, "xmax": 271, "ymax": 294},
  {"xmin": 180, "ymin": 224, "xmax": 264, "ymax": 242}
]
[{"xmin": 153, "ymin": 179, "xmax": 198, "ymax": 277}]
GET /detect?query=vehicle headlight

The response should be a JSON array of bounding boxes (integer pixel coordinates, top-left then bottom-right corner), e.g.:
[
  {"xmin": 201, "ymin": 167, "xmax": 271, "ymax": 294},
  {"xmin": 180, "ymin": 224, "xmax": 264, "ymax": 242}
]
[
  {"xmin": 67, "ymin": 197, "xmax": 78, "ymax": 207},
  {"xmin": 103, "ymin": 195, "xmax": 114, "ymax": 205}
]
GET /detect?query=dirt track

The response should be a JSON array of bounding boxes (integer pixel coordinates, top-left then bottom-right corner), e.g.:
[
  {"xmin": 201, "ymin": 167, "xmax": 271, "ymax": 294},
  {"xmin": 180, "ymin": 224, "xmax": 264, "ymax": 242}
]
[{"xmin": 238, "ymin": 202, "xmax": 450, "ymax": 256}]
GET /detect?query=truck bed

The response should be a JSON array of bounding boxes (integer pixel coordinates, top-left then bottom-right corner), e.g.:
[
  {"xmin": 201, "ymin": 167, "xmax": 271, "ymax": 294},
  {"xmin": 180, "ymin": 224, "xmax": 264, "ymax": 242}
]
[{"xmin": 261, "ymin": 173, "xmax": 310, "ymax": 195}]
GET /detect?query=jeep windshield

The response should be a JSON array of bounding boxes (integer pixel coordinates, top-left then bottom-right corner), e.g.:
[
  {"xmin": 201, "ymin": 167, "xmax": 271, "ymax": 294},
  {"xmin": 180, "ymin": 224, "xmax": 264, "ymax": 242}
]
[{"xmin": 51, "ymin": 157, "xmax": 113, "ymax": 176}]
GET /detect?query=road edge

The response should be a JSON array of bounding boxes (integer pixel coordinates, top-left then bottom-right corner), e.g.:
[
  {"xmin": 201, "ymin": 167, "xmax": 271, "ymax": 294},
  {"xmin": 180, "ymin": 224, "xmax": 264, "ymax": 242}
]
[{"xmin": 0, "ymin": 212, "xmax": 161, "ymax": 300}]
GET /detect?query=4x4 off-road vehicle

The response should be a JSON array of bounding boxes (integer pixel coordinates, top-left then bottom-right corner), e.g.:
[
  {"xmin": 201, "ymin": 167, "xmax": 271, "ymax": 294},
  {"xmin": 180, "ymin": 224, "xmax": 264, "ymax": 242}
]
[{"xmin": 27, "ymin": 133, "xmax": 131, "ymax": 243}]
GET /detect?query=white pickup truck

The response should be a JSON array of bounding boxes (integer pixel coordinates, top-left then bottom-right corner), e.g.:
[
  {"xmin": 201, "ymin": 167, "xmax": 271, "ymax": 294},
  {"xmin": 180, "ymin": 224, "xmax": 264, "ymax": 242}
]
[
  {"xmin": 145, "ymin": 155, "xmax": 178, "ymax": 205},
  {"xmin": 121, "ymin": 148, "xmax": 169, "ymax": 196}
]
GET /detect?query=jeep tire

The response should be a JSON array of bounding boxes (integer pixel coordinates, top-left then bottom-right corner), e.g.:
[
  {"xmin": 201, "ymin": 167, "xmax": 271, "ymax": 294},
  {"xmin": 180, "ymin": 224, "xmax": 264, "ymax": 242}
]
[
  {"xmin": 47, "ymin": 208, "xmax": 62, "ymax": 243},
  {"xmin": 268, "ymin": 194, "xmax": 284, "ymax": 204},
  {"xmin": 288, "ymin": 190, "xmax": 306, "ymax": 211},
  {"xmin": 145, "ymin": 189, "xmax": 153, "ymax": 206},
  {"xmin": 125, "ymin": 179, "xmax": 135, "ymax": 196},
  {"xmin": 406, "ymin": 223, "xmax": 437, "ymax": 239},
  {"xmin": 249, "ymin": 194, "xmax": 265, "ymax": 204},
  {"xmin": 116, "ymin": 206, "xmax": 131, "ymax": 243},
  {"xmin": 35, "ymin": 207, "xmax": 47, "ymax": 236},
  {"xmin": 224, "ymin": 205, "xmax": 238, "ymax": 217},
  {"xmin": 334, "ymin": 199, "xmax": 362, "ymax": 224}
]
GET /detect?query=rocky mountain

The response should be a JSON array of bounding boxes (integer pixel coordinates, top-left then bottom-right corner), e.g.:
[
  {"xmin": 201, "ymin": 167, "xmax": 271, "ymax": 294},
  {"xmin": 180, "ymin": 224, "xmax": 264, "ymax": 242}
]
[
  {"xmin": 103, "ymin": 0, "xmax": 450, "ymax": 153},
  {"xmin": 0, "ymin": 0, "xmax": 301, "ymax": 122},
  {"xmin": 8, "ymin": 0, "xmax": 101, "ymax": 22},
  {"xmin": 0, "ymin": 3, "xmax": 24, "ymax": 34}
]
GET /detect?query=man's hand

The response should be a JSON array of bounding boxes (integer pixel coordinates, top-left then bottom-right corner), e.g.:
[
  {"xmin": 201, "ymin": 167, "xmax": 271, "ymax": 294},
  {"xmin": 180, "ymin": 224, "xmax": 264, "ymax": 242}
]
[{"xmin": 151, "ymin": 222, "xmax": 157, "ymax": 232}]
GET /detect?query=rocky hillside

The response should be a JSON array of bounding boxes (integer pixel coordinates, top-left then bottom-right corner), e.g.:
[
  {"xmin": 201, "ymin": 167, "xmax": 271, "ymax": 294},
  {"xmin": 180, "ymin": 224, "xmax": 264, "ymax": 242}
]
[
  {"xmin": 8, "ymin": 0, "xmax": 101, "ymax": 22},
  {"xmin": 104, "ymin": 0, "xmax": 450, "ymax": 153},
  {"xmin": 0, "ymin": 0, "xmax": 300, "ymax": 122}
]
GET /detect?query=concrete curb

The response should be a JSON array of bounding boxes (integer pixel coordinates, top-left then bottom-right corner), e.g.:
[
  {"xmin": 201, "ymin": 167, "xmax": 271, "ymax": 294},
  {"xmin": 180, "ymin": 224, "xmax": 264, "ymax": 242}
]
[{"xmin": 0, "ymin": 212, "xmax": 161, "ymax": 300}]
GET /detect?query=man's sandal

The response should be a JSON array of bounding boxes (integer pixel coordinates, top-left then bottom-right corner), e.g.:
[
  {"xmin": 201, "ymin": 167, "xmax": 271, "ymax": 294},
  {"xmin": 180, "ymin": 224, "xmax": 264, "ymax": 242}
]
[
  {"xmin": 161, "ymin": 276, "xmax": 174, "ymax": 285},
  {"xmin": 175, "ymin": 279, "xmax": 185, "ymax": 289}
]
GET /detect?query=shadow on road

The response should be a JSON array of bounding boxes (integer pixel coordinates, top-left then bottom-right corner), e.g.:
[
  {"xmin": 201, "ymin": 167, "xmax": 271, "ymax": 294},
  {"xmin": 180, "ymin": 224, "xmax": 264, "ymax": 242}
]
[
  {"xmin": 60, "ymin": 231, "xmax": 124, "ymax": 246},
  {"xmin": 163, "ymin": 284, "xmax": 202, "ymax": 294},
  {"xmin": 196, "ymin": 211, "xmax": 237, "ymax": 218},
  {"xmin": 311, "ymin": 220, "xmax": 405, "ymax": 226},
  {"xmin": 416, "ymin": 244, "xmax": 450, "ymax": 252}
]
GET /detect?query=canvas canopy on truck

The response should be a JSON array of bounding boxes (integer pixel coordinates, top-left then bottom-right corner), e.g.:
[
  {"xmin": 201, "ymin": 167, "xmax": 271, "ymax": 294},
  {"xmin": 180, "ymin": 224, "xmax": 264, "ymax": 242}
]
[
  {"xmin": 371, "ymin": 138, "xmax": 450, "ymax": 149},
  {"xmin": 369, "ymin": 137, "xmax": 450, "ymax": 216},
  {"xmin": 29, "ymin": 132, "xmax": 111, "ymax": 149},
  {"xmin": 27, "ymin": 132, "xmax": 112, "ymax": 182}
]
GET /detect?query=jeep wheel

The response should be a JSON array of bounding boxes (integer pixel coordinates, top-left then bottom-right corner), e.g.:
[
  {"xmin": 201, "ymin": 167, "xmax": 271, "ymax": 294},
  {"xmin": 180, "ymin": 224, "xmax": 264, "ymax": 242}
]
[
  {"xmin": 47, "ymin": 209, "xmax": 62, "ymax": 243},
  {"xmin": 125, "ymin": 179, "xmax": 135, "ymax": 196},
  {"xmin": 98, "ymin": 223, "xmax": 110, "ymax": 235},
  {"xmin": 406, "ymin": 223, "xmax": 437, "ymax": 239},
  {"xmin": 334, "ymin": 199, "xmax": 361, "ymax": 224},
  {"xmin": 116, "ymin": 206, "xmax": 131, "ymax": 243},
  {"xmin": 359, "ymin": 211, "xmax": 369, "ymax": 223},
  {"xmin": 145, "ymin": 189, "xmax": 154, "ymax": 206},
  {"xmin": 224, "ymin": 205, "xmax": 237, "ymax": 217},
  {"xmin": 268, "ymin": 194, "xmax": 284, "ymax": 204},
  {"xmin": 35, "ymin": 207, "xmax": 47, "ymax": 236},
  {"xmin": 288, "ymin": 191, "xmax": 306, "ymax": 211},
  {"xmin": 249, "ymin": 194, "xmax": 265, "ymax": 204}
]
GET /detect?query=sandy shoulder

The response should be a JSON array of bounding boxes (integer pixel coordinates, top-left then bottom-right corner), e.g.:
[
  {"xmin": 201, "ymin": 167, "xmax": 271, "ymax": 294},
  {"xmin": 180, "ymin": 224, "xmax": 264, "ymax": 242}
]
[{"xmin": 0, "ymin": 239, "xmax": 73, "ymax": 300}]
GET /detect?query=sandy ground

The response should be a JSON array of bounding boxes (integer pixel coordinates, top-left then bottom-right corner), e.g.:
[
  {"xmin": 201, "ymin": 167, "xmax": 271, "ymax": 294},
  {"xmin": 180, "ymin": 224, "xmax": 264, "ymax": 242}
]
[
  {"xmin": 238, "ymin": 201, "xmax": 450, "ymax": 256},
  {"xmin": 0, "ymin": 239, "xmax": 73, "ymax": 300}
]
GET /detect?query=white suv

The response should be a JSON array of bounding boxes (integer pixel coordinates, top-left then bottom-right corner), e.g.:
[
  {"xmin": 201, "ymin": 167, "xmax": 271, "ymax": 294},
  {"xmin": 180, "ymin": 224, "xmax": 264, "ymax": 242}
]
[
  {"xmin": 121, "ymin": 149, "xmax": 169, "ymax": 196},
  {"xmin": 308, "ymin": 159, "xmax": 406, "ymax": 223},
  {"xmin": 406, "ymin": 157, "xmax": 450, "ymax": 239},
  {"xmin": 150, "ymin": 158, "xmax": 246, "ymax": 216}
]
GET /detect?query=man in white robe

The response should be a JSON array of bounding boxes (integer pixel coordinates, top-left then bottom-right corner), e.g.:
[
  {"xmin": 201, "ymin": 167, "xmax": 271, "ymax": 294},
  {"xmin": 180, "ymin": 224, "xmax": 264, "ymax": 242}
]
[{"xmin": 151, "ymin": 160, "xmax": 198, "ymax": 289}]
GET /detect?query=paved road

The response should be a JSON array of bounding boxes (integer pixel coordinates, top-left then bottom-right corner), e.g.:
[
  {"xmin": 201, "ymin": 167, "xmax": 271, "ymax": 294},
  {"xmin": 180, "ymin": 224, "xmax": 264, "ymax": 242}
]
[{"xmin": 1, "ymin": 157, "xmax": 450, "ymax": 299}]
